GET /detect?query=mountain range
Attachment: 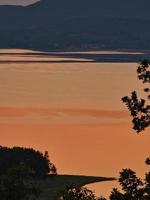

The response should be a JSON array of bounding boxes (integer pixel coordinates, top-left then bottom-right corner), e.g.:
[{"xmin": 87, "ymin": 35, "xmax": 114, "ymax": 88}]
[{"xmin": 0, "ymin": 0, "xmax": 150, "ymax": 50}]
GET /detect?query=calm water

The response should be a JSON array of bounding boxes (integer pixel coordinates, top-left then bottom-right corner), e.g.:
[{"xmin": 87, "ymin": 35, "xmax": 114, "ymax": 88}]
[{"xmin": 0, "ymin": 49, "xmax": 149, "ymax": 197}]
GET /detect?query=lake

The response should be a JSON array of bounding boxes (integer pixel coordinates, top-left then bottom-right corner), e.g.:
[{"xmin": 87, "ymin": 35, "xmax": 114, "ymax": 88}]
[{"xmin": 0, "ymin": 49, "xmax": 149, "ymax": 197}]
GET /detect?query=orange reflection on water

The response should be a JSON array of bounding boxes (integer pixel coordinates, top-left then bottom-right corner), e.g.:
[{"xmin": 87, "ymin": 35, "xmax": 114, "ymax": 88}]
[
  {"xmin": 0, "ymin": 122, "xmax": 150, "ymax": 197},
  {"xmin": 0, "ymin": 50, "xmax": 149, "ymax": 197}
]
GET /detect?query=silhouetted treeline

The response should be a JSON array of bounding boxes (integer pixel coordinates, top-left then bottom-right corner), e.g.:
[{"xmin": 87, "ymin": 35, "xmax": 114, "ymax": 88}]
[
  {"xmin": 0, "ymin": 146, "xmax": 57, "ymax": 200},
  {"xmin": 0, "ymin": 146, "xmax": 57, "ymax": 178}
]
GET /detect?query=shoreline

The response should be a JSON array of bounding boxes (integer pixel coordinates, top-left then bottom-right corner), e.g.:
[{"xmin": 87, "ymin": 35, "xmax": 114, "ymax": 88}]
[{"xmin": 0, "ymin": 49, "xmax": 150, "ymax": 63}]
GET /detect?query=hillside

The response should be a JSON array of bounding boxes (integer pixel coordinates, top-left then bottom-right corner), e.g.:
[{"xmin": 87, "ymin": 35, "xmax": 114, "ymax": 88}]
[
  {"xmin": 0, "ymin": 0, "xmax": 150, "ymax": 50},
  {"xmin": 37, "ymin": 174, "xmax": 115, "ymax": 200}
]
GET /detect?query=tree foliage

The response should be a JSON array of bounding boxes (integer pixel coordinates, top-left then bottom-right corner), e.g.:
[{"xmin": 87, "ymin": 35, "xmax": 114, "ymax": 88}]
[
  {"xmin": 58, "ymin": 186, "xmax": 99, "ymax": 200},
  {"xmin": 0, "ymin": 164, "xmax": 41, "ymax": 200},
  {"xmin": 100, "ymin": 167, "xmax": 150, "ymax": 200},
  {"xmin": 60, "ymin": 166, "xmax": 150, "ymax": 200},
  {"xmin": 0, "ymin": 146, "xmax": 57, "ymax": 177},
  {"xmin": 122, "ymin": 60, "xmax": 150, "ymax": 133},
  {"xmin": 0, "ymin": 146, "xmax": 57, "ymax": 200}
]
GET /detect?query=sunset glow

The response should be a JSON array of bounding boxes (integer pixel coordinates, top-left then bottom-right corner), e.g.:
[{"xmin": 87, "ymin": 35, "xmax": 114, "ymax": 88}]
[{"xmin": 0, "ymin": 50, "xmax": 149, "ymax": 197}]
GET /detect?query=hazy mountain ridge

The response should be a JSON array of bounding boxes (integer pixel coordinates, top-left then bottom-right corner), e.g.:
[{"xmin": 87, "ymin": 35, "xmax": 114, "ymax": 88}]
[{"xmin": 0, "ymin": 0, "xmax": 150, "ymax": 50}]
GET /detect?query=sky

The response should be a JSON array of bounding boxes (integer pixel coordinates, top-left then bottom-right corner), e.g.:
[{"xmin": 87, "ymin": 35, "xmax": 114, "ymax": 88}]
[{"xmin": 0, "ymin": 0, "xmax": 37, "ymax": 5}]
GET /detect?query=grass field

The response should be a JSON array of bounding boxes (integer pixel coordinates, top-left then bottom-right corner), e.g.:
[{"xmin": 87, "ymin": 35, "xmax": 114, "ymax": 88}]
[{"xmin": 37, "ymin": 175, "xmax": 115, "ymax": 200}]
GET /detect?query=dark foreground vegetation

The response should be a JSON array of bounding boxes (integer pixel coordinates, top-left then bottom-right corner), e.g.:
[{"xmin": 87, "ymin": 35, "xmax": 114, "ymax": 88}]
[
  {"xmin": 59, "ymin": 166, "xmax": 150, "ymax": 200},
  {"xmin": 45, "ymin": 175, "xmax": 114, "ymax": 200},
  {"xmin": 99, "ymin": 167, "xmax": 150, "ymax": 200},
  {"xmin": 0, "ymin": 146, "xmax": 57, "ymax": 200},
  {"xmin": 0, "ymin": 146, "xmax": 57, "ymax": 177},
  {"xmin": 0, "ymin": 146, "xmax": 114, "ymax": 200}
]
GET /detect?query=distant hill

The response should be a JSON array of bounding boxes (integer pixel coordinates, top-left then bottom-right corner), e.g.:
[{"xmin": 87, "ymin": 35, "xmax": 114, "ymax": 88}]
[{"xmin": 0, "ymin": 0, "xmax": 150, "ymax": 50}]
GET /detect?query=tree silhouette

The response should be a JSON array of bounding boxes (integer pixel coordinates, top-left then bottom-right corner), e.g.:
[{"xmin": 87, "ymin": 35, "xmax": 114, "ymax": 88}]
[
  {"xmin": 100, "ymin": 167, "xmax": 150, "ymax": 200},
  {"xmin": 0, "ymin": 146, "xmax": 57, "ymax": 177},
  {"xmin": 0, "ymin": 164, "xmax": 41, "ymax": 200},
  {"xmin": 122, "ymin": 60, "xmax": 150, "ymax": 133},
  {"xmin": 0, "ymin": 146, "xmax": 57, "ymax": 200},
  {"xmin": 58, "ymin": 186, "xmax": 99, "ymax": 200}
]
